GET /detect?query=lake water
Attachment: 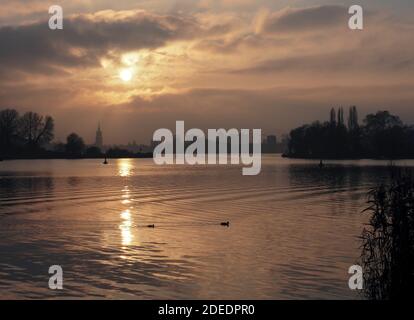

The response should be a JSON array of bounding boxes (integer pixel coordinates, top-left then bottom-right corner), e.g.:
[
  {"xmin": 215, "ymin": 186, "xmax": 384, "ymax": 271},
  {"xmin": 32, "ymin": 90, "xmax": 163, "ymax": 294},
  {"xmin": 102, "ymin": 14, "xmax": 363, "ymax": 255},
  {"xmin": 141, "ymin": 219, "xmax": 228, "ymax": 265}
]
[{"xmin": 0, "ymin": 155, "xmax": 410, "ymax": 299}]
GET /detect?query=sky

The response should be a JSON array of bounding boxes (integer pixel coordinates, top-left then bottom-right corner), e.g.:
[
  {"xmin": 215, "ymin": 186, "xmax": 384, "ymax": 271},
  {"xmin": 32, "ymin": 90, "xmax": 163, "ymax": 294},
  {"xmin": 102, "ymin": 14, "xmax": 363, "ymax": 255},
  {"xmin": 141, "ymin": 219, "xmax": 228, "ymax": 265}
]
[{"xmin": 0, "ymin": 0, "xmax": 414, "ymax": 145}]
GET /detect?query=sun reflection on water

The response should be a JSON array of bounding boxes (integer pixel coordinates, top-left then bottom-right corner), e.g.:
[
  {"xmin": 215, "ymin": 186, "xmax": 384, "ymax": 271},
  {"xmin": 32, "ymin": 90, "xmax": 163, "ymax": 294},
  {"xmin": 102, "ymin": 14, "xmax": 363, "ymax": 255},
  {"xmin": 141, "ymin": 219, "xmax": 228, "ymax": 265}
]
[
  {"xmin": 119, "ymin": 209, "xmax": 134, "ymax": 246},
  {"xmin": 117, "ymin": 160, "xmax": 135, "ymax": 247},
  {"xmin": 118, "ymin": 159, "xmax": 133, "ymax": 177}
]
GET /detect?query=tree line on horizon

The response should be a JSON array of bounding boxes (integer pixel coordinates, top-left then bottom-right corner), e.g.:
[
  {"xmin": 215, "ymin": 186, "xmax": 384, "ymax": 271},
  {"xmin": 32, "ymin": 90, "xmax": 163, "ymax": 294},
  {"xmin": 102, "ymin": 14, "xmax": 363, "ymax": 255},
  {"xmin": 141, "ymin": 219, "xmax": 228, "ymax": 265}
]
[
  {"xmin": 287, "ymin": 107, "xmax": 414, "ymax": 159},
  {"xmin": 0, "ymin": 108, "xmax": 88, "ymax": 158},
  {"xmin": 0, "ymin": 108, "xmax": 153, "ymax": 159},
  {"xmin": 0, "ymin": 109, "xmax": 54, "ymax": 157},
  {"xmin": 3, "ymin": 106, "xmax": 414, "ymax": 160}
]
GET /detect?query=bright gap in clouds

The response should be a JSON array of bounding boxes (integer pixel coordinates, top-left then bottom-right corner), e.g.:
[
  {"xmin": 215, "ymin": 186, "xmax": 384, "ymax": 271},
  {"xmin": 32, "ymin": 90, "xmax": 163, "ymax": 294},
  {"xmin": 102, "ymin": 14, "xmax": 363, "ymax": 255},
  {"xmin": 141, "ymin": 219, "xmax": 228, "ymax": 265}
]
[{"xmin": 120, "ymin": 69, "xmax": 133, "ymax": 82}]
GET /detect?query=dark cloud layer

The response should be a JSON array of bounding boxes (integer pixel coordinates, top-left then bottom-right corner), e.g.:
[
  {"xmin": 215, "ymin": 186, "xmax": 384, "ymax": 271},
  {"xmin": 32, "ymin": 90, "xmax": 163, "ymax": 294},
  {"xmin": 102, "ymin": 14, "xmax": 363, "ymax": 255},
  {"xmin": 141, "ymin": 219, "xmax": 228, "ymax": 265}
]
[{"xmin": 0, "ymin": 10, "xmax": 200, "ymax": 75}]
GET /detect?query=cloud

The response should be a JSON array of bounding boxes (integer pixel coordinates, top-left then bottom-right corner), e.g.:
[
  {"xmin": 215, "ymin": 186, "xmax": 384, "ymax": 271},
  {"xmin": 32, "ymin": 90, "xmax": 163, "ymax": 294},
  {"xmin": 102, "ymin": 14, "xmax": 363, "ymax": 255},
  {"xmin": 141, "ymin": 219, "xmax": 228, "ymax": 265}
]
[
  {"xmin": 1, "ymin": 3, "xmax": 414, "ymax": 144},
  {"xmin": 221, "ymin": 5, "xmax": 414, "ymax": 79},
  {"xmin": 259, "ymin": 5, "xmax": 349, "ymax": 34},
  {"xmin": 0, "ymin": 10, "xmax": 201, "ymax": 75},
  {"xmin": 2, "ymin": 79, "xmax": 414, "ymax": 144},
  {"xmin": 84, "ymin": 84, "xmax": 414, "ymax": 143},
  {"xmin": 232, "ymin": 48, "xmax": 414, "ymax": 75}
]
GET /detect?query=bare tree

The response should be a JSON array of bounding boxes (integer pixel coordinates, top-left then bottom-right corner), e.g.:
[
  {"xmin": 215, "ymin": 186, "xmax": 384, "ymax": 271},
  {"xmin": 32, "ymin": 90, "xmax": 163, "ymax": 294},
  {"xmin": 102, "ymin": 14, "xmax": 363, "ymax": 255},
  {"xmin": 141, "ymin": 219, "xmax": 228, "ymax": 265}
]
[
  {"xmin": 0, "ymin": 109, "xmax": 20, "ymax": 151},
  {"xmin": 19, "ymin": 112, "xmax": 54, "ymax": 147}
]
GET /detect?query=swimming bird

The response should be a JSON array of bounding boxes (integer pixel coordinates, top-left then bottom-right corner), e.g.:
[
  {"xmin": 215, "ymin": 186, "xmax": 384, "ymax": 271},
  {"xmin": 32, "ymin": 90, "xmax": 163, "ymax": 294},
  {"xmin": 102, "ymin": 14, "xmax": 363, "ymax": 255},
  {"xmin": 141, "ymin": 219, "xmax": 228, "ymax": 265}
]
[
  {"xmin": 147, "ymin": 224, "xmax": 155, "ymax": 228},
  {"xmin": 220, "ymin": 221, "xmax": 230, "ymax": 227}
]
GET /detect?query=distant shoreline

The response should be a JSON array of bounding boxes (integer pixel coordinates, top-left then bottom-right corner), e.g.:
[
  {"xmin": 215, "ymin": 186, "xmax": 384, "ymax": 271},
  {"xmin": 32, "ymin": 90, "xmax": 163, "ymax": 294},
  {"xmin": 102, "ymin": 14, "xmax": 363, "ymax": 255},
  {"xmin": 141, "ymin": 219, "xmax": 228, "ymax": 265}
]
[
  {"xmin": 282, "ymin": 154, "xmax": 412, "ymax": 161},
  {"xmin": 0, "ymin": 153, "xmax": 153, "ymax": 161},
  {"xmin": 2, "ymin": 153, "xmax": 412, "ymax": 162}
]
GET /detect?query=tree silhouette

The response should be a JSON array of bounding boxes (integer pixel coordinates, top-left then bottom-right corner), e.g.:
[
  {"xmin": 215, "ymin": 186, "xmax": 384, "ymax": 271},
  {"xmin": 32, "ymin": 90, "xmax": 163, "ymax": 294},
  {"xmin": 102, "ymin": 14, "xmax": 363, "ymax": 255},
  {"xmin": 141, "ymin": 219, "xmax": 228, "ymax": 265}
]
[
  {"xmin": 19, "ymin": 112, "xmax": 54, "ymax": 148},
  {"xmin": 330, "ymin": 108, "xmax": 336, "ymax": 126},
  {"xmin": 288, "ymin": 108, "xmax": 414, "ymax": 159},
  {"xmin": 363, "ymin": 111, "xmax": 406, "ymax": 159},
  {"xmin": 337, "ymin": 107, "xmax": 344, "ymax": 126},
  {"xmin": 0, "ymin": 109, "xmax": 20, "ymax": 153},
  {"xmin": 0, "ymin": 108, "xmax": 55, "ymax": 157},
  {"xmin": 65, "ymin": 133, "xmax": 85, "ymax": 156},
  {"xmin": 348, "ymin": 106, "xmax": 359, "ymax": 131}
]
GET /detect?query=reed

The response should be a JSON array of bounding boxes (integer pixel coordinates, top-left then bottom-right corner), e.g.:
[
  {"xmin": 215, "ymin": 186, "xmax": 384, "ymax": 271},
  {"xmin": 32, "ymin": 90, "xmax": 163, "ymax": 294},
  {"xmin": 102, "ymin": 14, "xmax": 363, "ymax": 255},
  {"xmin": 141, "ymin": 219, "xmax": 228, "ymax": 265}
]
[{"xmin": 361, "ymin": 169, "xmax": 414, "ymax": 299}]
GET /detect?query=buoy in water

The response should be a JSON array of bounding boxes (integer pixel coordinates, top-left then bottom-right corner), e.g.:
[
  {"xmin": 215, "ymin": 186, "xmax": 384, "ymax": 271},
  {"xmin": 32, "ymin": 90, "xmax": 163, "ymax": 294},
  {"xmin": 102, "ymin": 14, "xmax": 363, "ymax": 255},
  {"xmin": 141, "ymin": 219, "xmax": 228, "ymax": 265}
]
[{"xmin": 318, "ymin": 160, "xmax": 324, "ymax": 169}]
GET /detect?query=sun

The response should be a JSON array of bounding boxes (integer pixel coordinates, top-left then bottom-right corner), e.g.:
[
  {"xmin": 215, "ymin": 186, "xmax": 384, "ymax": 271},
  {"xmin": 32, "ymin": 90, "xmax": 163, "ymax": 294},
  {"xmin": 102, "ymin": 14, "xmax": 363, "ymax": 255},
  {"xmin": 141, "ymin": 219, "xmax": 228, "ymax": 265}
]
[{"xmin": 120, "ymin": 69, "xmax": 133, "ymax": 82}]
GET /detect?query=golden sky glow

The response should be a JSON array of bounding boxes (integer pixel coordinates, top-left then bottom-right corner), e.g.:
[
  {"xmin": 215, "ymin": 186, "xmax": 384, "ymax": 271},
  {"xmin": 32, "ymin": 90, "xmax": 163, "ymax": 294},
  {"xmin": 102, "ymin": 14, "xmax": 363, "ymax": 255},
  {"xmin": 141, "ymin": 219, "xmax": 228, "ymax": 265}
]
[{"xmin": 1, "ymin": 1, "xmax": 414, "ymax": 144}]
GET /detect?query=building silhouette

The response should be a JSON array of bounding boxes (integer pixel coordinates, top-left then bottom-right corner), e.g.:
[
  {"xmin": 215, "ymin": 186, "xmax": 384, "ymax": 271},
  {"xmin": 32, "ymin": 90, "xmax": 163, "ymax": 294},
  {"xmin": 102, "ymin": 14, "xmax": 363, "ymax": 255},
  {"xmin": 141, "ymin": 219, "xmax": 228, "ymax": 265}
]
[{"xmin": 95, "ymin": 123, "xmax": 103, "ymax": 149}]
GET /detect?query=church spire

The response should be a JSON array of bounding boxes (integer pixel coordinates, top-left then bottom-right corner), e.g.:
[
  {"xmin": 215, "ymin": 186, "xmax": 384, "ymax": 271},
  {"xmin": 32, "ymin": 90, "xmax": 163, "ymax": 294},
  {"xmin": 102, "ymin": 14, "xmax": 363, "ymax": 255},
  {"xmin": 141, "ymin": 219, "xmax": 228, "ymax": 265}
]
[{"xmin": 95, "ymin": 123, "xmax": 103, "ymax": 149}]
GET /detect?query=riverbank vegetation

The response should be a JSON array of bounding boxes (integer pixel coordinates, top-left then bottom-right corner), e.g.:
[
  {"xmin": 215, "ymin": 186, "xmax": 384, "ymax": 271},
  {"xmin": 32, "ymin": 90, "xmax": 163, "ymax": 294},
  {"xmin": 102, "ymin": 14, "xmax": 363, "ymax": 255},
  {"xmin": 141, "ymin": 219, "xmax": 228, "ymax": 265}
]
[
  {"xmin": 286, "ymin": 108, "xmax": 414, "ymax": 159},
  {"xmin": 0, "ymin": 108, "xmax": 151, "ymax": 159},
  {"xmin": 361, "ymin": 170, "xmax": 414, "ymax": 299}
]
